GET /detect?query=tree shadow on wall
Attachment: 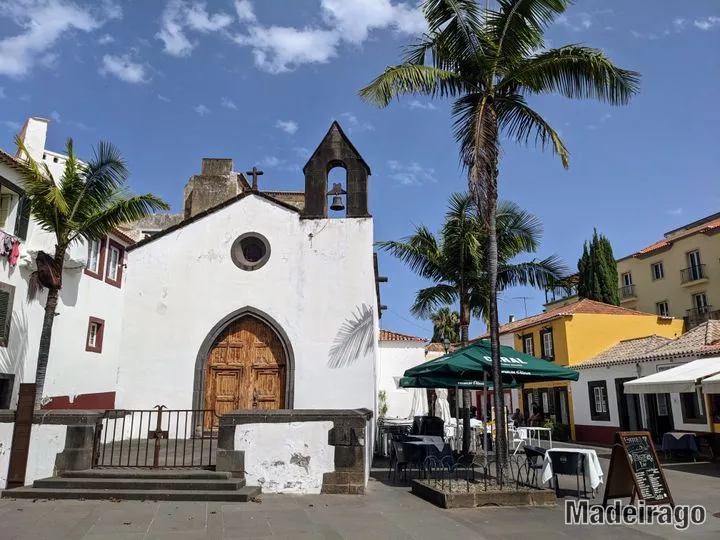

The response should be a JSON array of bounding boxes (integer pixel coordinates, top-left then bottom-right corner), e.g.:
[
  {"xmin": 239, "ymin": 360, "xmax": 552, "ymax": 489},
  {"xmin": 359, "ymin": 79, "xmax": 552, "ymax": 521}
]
[{"xmin": 327, "ymin": 304, "xmax": 374, "ymax": 369}]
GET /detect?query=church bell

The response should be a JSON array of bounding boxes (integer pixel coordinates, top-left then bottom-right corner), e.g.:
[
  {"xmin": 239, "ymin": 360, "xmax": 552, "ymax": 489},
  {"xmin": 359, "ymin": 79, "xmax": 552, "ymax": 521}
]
[
  {"xmin": 330, "ymin": 195, "xmax": 345, "ymax": 211},
  {"xmin": 327, "ymin": 182, "xmax": 347, "ymax": 212}
]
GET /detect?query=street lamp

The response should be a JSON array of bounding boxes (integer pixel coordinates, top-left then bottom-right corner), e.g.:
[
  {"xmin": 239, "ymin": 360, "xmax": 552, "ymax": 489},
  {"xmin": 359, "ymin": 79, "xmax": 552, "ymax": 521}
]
[{"xmin": 443, "ymin": 337, "xmax": 451, "ymax": 354}]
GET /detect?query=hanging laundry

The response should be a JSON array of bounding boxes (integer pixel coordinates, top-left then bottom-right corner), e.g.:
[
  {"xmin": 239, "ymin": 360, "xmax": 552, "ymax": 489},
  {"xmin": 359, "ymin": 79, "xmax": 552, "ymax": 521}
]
[
  {"xmin": 2, "ymin": 234, "xmax": 11, "ymax": 256},
  {"xmin": 9, "ymin": 239, "xmax": 20, "ymax": 267},
  {"xmin": 0, "ymin": 231, "xmax": 5, "ymax": 256}
]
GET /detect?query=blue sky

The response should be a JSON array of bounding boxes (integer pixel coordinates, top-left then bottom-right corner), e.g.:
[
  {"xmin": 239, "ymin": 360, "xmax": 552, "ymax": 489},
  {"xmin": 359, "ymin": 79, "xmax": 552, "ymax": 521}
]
[{"xmin": 1, "ymin": 1, "xmax": 719, "ymax": 340}]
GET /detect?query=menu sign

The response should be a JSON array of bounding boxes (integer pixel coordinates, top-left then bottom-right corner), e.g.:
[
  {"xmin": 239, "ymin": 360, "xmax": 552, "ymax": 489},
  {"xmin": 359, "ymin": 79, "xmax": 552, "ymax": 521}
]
[{"xmin": 603, "ymin": 431, "xmax": 674, "ymax": 507}]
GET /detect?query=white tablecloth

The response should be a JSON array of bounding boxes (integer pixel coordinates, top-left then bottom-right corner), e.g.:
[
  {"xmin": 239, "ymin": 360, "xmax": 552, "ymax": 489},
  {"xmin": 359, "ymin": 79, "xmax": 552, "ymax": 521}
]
[{"xmin": 541, "ymin": 448, "xmax": 604, "ymax": 490}]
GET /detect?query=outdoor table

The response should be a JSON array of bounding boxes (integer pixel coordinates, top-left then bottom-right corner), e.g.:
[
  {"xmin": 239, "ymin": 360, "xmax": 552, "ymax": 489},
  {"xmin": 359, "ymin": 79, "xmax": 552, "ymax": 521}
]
[
  {"xmin": 406, "ymin": 435, "xmax": 445, "ymax": 451},
  {"xmin": 661, "ymin": 432, "xmax": 698, "ymax": 460},
  {"xmin": 519, "ymin": 427, "xmax": 553, "ymax": 449},
  {"xmin": 541, "ymin": 448, "xmax": 604, "ymax": 493}
]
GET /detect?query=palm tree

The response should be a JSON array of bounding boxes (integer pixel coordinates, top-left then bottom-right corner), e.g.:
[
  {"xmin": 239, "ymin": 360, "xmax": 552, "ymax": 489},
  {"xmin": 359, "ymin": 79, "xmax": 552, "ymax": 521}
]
[
  {"xmin": 430, "ymin": 307, "xmax": 460, "ymax": 343},
  {"xmin": 361, "ymin": 0, "xmax": 639, "ymax": 473},
  {"xmin": 377, "ymin": 193, "xmax": 565, "ymax": 451},
  {"xmin": 16, "ymin": 137, "xmax": 169, "ymax": 407}
]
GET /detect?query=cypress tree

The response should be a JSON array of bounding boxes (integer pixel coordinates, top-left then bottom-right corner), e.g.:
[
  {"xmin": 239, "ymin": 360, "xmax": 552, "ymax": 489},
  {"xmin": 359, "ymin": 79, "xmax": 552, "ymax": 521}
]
[{"xmin": 577, "ymin": 229, "xmax": 619, "ymax": 305}]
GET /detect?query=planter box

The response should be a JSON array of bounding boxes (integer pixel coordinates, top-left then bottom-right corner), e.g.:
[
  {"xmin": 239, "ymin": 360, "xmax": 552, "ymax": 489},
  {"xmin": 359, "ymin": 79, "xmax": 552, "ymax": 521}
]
[{"xmin": 411, "ymin": 480, "xmax": 557, "ymax": 509}]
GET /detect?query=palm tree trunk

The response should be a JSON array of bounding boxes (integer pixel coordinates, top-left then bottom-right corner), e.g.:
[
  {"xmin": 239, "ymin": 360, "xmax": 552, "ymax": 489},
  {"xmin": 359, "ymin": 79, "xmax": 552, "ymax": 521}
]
[
  {"xmin": 487, "ymin": 171, "xmax": 507, "ymax": 482},
  {"xmin": 34, "ymin": 286, "xmax": 59, "ymax": 409},
  {"xmin": 460, "ymin": 323, "xmax": 471, "ymax": 454}
]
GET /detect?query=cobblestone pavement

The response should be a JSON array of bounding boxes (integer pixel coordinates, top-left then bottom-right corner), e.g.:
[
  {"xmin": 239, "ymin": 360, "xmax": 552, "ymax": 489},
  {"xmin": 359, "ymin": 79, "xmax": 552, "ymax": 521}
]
[{"xmin": 1, "ymin": 451, "xmax": 718, "ymax": 539}]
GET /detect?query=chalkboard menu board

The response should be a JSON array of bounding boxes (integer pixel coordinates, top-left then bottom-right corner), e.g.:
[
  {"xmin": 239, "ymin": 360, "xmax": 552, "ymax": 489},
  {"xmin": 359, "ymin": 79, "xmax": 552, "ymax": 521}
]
[{"xmin": 603, "ymin": 431, "xmax": 674, "ymax": 507}]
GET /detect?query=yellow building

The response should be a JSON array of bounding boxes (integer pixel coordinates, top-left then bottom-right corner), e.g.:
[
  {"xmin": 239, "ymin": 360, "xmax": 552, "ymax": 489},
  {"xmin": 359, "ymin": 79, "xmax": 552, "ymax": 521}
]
[
  {"xmin": 484, "ymin": 299, "xmax": 684, "ymax": 440},
  {"xmin": 616, "ymin": 212, "xmax": 720, "ymax": 327}
]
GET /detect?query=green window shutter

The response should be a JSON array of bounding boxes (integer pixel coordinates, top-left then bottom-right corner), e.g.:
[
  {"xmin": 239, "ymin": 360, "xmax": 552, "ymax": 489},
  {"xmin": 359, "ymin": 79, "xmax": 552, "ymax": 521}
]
[
  {"xmin": 14, "ymin": 196, "xmax": 30, "ymax": 240},
  {"xmin": 0, "ymin": 289, "xmax": 10, "ymax": 346}
]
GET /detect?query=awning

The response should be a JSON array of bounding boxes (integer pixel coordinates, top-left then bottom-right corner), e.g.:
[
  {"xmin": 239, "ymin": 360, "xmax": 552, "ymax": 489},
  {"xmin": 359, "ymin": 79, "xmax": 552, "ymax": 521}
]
[
  {"xmin": 401, "ymin": 339, "xmax": 579, "ymax": 388},
  {"xmin": 624, "ymin": 357, "xmax": 720, "ymax": 394},
  {"xmin": 702, "ymin": 372, "xmax": 720, "ymax": 394}
]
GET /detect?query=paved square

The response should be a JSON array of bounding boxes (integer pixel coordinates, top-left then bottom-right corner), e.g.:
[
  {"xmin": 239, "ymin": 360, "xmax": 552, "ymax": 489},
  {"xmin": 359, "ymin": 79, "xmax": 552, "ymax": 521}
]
[{"xmin": 1, "ymin": 449, "xmax": 718, "ymax": 539}]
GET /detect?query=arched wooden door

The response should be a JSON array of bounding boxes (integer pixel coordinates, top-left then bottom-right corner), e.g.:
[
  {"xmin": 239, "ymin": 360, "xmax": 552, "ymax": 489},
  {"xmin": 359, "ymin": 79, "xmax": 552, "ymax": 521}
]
[{"xmin": 204, "ymin": 316, "xmax": 286, "ymax": 427}]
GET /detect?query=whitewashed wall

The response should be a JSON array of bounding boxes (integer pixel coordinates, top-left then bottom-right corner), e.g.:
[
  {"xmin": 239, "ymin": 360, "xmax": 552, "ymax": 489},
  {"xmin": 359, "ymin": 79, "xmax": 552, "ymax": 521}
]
[
  {"xmin": 378, "ymin": 340, "xmax": 425, "ymax": 418},
  {"xmin": 0, "ymin": 422, "xmax": 13, "ymax": 487},
  {"xmin": 572, "ymin": 358, "xmax": 712, "ymax": 433},
  {"xmin": 235, "ymin": 421, "xmax": 335, "ymax": 494},
  {"xmin": 24, "ymin": 424, "xmax": 66, "ymax": 485},
  {"xmin": 117, "ymin": 195, "xmax": 378, "ymax": 414}
]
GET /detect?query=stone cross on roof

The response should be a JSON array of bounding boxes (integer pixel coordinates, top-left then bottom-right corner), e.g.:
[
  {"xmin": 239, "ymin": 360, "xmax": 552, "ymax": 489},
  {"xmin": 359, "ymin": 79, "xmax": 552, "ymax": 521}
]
[{"xmin": 246, "ymin": 167, "xmax": 264, "ymax": 190}]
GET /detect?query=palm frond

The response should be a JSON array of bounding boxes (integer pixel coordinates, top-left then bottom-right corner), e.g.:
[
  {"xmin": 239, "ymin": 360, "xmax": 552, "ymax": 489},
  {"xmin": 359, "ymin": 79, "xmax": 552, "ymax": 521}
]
[
  {"xmin": 375, "ymin": 226, "xmax": 445, "ymax": 281},
  {"xmin": 495, "ymin": 199, "xmax": 543, "ymax": 256},
  {"xmin": 411, "ymin": 284, "xmax": 459, "ymax": 318},
  {"xmin": 506, "ymin": 45, "xmax": 641, "ymax": 104},
  {"xmin": 75, "ymin": 194, "xmax": 169, "ymax": 243},
  {"xmin": 497, "ymin": 255, "xmax": 568, "ymax": 289},
  {"xmin": 423, "ymin": 0, "xmax": 486, "ymax": 59},
  {"xmin": 359, "ymin": 64, "xmax": 463, "ymax": 107},
  {"xmin": 327, "ymin": 304, "xmax": 375, "ymax": 369},
  {"xmin": 487, "ymin": 0, "xmax": 570, "ymax": 60},
  {"xmin": 495, "ymin": 93, "xmax": 569, "ymax": 167}
]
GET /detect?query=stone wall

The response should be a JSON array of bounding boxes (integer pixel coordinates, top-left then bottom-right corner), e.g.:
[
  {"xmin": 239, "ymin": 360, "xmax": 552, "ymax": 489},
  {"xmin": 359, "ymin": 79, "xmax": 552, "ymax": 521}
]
[{"xmin": 218, "ymin": 409, "xmax": 372, "ymax": 495}]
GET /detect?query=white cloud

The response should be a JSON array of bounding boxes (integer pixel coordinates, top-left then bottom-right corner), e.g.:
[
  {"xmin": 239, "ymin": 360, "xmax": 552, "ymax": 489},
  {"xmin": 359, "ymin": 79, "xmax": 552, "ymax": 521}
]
[
  {"xmin": 0, "ymin": 87, "xmax": 5, "ymax": 98},
  {"xmin": 98, "ymin": 33, "xmax": 114, "ymax": 45},
  {"xmin": 261, "ymin": 156, "xmax": 281, "ymax": 167},
  {"xmin": 694, "ymin": 16, "xmax": 720, "ymax": 31},
  {"xmin": 388, "ymin": 160, "xmax": 436, "ymax": 186},
  {"xmin": 0, "ymin": 0, "xmax": 121, "ymax": 78},
  {"xmin": 68, "ymin": 120, "xmax": 89, "ymax": 130},
  {"xmin": 294, "ymin": 146, "xmax": 310, "ymax": 158},
  {"xmin": 231, "ymin": 0, "xmax": 425, "ymax": 73},
  {"xmin": 276, "ymin": 120, "xmax": 298, "ymax": 134},
  {"xmin": 556, "ymin": 12, "xmax": 593, "ymax": 31},
  {"xmin": 19, "ymin": 94, "xmax": 30, "ymax": 101},
  {"xmin": 673, "ymin": 18, "xmax": 687, "ymax": 30},
  {"xmin": 50, "ymin": 110, "xmax": 61, "ymax": 122},
  {"xmin": 100, "ymin": 54, "xmax": 148, "ymax": 84},
  {"xmin": 409, "ymin": 100, "xmax": 436, "ymax": 111},
  {"xmin": 194, "ymin": 104, "xmax": 210, "ymax": 116},
  {"xmin": 339, "ymin": 112, "xmax": 373, "ymax": 133},
  {"xmin": 157, "ymin": 0, "xmax": 233, "ymax": 57},
  {"xmin": 158, "ymin": 94, "xmax": 172, "ymax": 102},
  {"xmin": 234, "ymin": 0, "xmax": 256, "ymax": 23},
  {"xmin": 666, "ymin": 207, "xmax": 683, "ymax": 216},
  {"xmin": 2, "ymin": 120, "xmax": 20, "ymax": 130},
  {"xmin": 221, "ymin": 96, "xmax": 237, "ymax": 109}
]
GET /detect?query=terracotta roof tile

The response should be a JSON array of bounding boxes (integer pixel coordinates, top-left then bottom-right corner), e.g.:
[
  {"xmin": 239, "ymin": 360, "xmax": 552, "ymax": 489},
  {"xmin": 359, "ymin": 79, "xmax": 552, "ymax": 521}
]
[
  {"xmin": 576, "ymin": 321, "xmax": 720, "ymax": 369},
  {"xmin": 631, "ymin": 216, "xmax": 720, "ymax": 257},
  {"xmin": 0, "ymin": 148, "xmax": 28, "ymax": 173},
  {"xmin": 575, "ymin": 335, "xmax": 672, "ymax": 369},
  {"xmin": 379, "ymin": 329, "xmax": 427, "ymax": 342},
  {"xmin": 424, "ymin": 342, "xmax": 459, "ymax": 353},
  {"xmin": 474, "ymin": 298, "xmax": 652, "ymax": 338}
]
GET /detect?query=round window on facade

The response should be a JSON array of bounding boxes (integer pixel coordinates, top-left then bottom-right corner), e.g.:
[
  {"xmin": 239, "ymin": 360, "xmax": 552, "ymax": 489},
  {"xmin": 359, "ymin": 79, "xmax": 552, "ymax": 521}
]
[{"xmin": 232, "ymin": 233, "xmax": 271, "ymax": 271}]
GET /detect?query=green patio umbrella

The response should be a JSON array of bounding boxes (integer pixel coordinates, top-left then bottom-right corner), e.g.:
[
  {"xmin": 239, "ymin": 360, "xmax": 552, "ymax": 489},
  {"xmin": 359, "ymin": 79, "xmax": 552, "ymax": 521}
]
[
  {"xmin": 398, "ymin": 376, "xmax": 519, "ymax": 389},
  {"xmin": 401, "ymin": 339, "xmax": 579, "ymax": 386}
]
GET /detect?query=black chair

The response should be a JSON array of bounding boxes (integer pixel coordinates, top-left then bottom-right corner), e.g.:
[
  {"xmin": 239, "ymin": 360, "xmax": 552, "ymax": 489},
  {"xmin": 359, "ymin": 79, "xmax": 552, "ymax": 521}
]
[
  {"xmin": 389, "ymin": 441, "xmax": 409, "ymax": 483},
  {"xmin": 549, "ymin": 451, "xmax": 586, "ymax": 499},
  {"xmin": 518, "ymin": 445, "xmax": 546, "ymax": 487},
  {"xmin": 421, "ymin": 416, "xmax": 445, "ymax": 438}
]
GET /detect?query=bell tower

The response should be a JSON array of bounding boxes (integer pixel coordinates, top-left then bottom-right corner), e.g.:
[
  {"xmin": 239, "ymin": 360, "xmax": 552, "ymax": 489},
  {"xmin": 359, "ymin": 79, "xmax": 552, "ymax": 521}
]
[{"xmin": 302, "ymin": 122, "xmax": 371, "ymax": 219}]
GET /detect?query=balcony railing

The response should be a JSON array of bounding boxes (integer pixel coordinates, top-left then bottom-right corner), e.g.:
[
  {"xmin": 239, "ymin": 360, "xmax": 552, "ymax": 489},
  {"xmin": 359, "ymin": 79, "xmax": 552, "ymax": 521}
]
[
  {"xmin": 619, "ymin": 284, "xmax": 636, "ymax": 299},
  {"xmin": 687, "ymin": 305, "xmax": 713, "ymax": 317},
  {"xmin": 681, "ymin": 264, "xmax": 707, "ymax": 284}
]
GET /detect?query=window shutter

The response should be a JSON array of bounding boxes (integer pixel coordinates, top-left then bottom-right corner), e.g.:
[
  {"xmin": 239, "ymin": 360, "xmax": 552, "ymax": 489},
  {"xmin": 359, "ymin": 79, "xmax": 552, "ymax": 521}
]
[
  {"xmin": 0, "ymin": 289, "xmax": 10, "ymax": 346},
  {"xmin": 14, "ymin": 196, "xmax": 30, "ymax": 239}
]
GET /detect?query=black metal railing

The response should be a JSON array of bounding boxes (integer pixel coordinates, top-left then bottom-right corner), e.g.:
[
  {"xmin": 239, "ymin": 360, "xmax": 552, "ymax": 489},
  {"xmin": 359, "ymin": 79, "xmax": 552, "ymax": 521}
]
[
  {"xmin": 92, "ymin": 406, "xmax": 219, "ymax": 468},
  {"xmin": 687, "ymin": 305, "xmax": 713, "ymax": 317},
  {"xmin": 681, "ymin": 264, "xmax": 706, "ymax": 283},
  {"xmin": 619, "ymin": 284, "xmax": 636, "ymax": 298}
]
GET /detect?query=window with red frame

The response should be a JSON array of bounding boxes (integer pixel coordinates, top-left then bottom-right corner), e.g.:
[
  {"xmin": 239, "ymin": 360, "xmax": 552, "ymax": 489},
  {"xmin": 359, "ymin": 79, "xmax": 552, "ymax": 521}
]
[
  {"xmin": 105, "ymin": 239, "xmax": 125, "ymax": 288},
  {"xmin": 86, "ymin": 317, "xmax": 105, "ymax": 353}
]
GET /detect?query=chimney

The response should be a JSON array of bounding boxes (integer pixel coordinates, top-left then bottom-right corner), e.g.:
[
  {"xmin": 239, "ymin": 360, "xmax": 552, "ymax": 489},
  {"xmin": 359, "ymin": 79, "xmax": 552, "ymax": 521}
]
[
  {"xmin": 15, "ymin": 117, "xmax": 49, "ymax": 161},
  {"xmin": 182, "ymin": 158, "xmax": 242, "ymax": 219},
  {"xmin": 508, "ymin": 315, "xmax": 516, "ymax": 323}
]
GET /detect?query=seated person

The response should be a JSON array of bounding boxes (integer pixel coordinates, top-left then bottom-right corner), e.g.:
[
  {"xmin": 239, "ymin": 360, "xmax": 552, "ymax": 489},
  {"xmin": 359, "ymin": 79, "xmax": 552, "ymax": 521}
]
[
  {"xmin": 511, "ymin": 408, "xmax": 524, "ymax": 428},
  {"xmin": 528, "ymin": 406, "xmax": 545, "ymax": 427}
]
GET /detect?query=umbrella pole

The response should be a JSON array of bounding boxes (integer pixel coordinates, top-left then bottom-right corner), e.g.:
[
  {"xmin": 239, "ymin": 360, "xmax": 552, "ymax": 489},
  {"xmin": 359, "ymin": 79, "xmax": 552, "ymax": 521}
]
[
  {"xmin": 455, "ymin": 385, "xmax": 460, "ymax": 450},
  {"xmin": 482, "ymin": 371, "xmax": 488, "ymax": 475}
]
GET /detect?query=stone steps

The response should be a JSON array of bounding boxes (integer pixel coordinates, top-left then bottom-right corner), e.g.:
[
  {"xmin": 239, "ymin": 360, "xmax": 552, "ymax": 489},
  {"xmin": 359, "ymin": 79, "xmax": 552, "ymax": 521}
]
[
  {"xmin": 1, "ymin": 469, "xmax": 261, "ymax": 502},
  {"xmin": 1, "ymin": 486, "xmax": 261, "ymax": 502}
]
